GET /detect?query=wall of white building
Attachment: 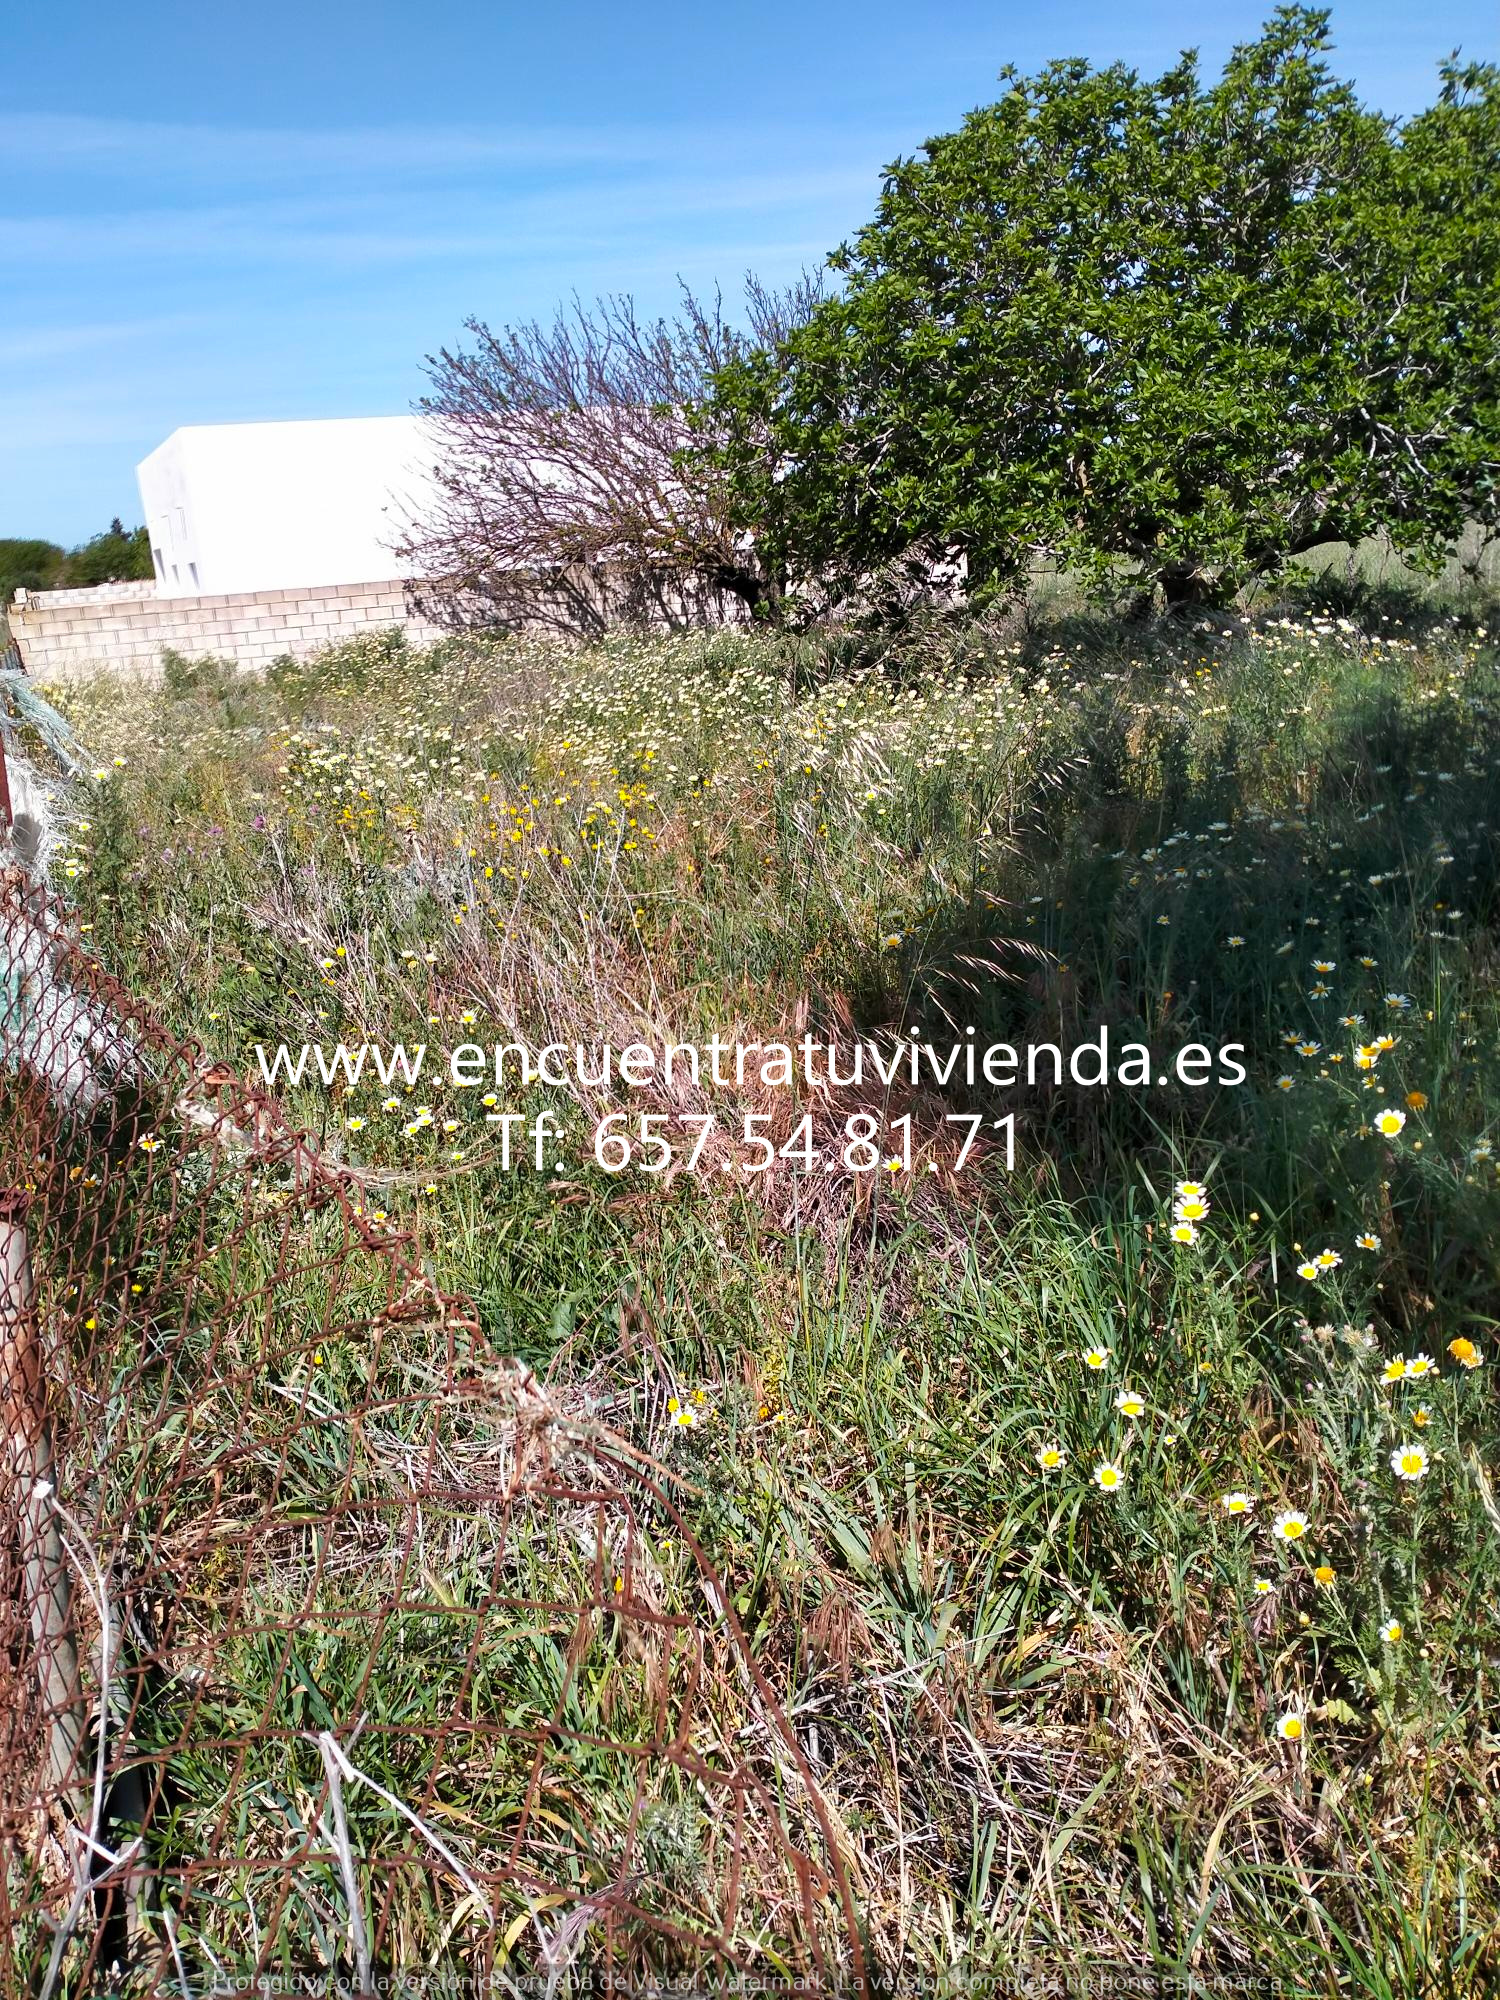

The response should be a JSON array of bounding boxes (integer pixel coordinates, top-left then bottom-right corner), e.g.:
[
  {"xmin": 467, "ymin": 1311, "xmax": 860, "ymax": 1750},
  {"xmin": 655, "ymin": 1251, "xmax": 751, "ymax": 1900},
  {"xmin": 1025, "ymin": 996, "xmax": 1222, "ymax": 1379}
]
[{"xmin": 136, "ymin": 415, "xmax": 440, "ymax": 596}]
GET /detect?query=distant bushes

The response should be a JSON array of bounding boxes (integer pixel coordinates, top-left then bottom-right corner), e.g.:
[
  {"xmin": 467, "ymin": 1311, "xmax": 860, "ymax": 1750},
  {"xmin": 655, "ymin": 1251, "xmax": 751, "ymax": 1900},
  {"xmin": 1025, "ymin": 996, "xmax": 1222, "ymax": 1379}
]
[{"xmin": 0, "ymin": 518, "xmax": 154, "ymax": 605}]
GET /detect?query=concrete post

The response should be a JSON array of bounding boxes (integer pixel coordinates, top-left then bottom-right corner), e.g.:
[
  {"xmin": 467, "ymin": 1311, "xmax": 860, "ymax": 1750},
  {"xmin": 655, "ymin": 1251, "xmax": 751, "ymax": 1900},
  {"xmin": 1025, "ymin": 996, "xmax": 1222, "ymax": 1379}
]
[{"xmin": 0, "ymin": 1193, "xmax": 86, "ymax": 1813}]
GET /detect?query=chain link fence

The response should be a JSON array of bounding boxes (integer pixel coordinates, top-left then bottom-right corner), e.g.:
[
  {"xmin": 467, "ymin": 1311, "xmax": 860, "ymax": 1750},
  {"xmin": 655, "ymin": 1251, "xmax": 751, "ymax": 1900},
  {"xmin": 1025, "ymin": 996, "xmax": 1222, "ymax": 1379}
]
[{"xmin": 0, "ymin": 869, "xmax": 864, "ymax": 1995}]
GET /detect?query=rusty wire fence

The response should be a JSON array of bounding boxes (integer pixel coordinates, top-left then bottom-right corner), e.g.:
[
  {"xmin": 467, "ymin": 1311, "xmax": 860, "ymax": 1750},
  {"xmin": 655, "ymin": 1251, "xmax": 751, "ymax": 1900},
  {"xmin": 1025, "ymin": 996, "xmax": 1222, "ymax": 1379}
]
[{"xmin": 0, "ymin": 869, "xmax": 865, "ymax": 1995}]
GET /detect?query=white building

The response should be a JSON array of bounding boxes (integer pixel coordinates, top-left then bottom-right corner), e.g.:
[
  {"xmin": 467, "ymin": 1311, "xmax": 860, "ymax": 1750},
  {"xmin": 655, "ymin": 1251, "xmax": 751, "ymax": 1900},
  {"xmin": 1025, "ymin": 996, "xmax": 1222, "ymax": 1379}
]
[{"xmin": 136, "ymin": 415, "xmax": 440, "ymax": 596}]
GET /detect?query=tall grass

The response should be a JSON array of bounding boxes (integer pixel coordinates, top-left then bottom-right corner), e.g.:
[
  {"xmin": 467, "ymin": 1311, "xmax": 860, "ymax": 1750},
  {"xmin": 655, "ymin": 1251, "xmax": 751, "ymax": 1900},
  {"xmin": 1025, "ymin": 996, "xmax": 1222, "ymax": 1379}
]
[{"xmin": 30, "ymin": 588, "xmax": 1500, "ymax": 1990}]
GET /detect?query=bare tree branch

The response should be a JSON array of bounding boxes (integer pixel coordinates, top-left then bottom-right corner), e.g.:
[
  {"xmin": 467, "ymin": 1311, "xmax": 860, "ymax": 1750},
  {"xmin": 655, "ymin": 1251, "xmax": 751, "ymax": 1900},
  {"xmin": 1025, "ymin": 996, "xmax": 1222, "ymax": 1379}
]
[{"xmin": 397, "ymin": 277, "xmax": 819, "ymax": 636}]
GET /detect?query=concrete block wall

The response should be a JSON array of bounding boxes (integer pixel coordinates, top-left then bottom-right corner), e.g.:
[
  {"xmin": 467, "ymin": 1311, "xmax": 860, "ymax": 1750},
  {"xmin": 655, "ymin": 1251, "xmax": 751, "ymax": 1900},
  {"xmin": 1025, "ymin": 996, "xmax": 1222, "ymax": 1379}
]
[{"xmin": 7, "ymin": 578, "xmax": 447, "ymax": 682}]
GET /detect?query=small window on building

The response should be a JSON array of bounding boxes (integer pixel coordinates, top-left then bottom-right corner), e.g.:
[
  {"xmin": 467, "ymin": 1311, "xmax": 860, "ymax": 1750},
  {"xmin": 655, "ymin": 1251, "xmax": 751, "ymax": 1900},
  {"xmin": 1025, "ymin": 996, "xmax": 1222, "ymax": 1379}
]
[
  {"xmin": 152, "ymin": 547, "xmax": 165, "ymax": 581},
  {"xmin": 171, "ymin": 564, "xmax": 179, "ymax": 584},
  {"xmin": 188, "ymin": 561, "xmax": 199, "ymax": 587}
]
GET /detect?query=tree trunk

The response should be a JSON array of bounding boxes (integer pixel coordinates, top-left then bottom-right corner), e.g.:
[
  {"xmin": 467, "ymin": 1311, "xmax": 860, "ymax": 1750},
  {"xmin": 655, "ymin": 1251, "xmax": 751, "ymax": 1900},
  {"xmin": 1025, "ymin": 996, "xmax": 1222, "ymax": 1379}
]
[{"xmin": 1157, "ymin": 564, "xmax": 1220, "ymax": 611}]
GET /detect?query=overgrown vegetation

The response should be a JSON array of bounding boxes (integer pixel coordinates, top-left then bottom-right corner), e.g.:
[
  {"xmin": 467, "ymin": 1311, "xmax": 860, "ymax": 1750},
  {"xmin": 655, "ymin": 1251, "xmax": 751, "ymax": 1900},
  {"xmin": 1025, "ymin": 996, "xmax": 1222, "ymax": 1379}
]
[{"xmin": 34, "ymin": 574, "xmax": 1500, "ymax": 1989}]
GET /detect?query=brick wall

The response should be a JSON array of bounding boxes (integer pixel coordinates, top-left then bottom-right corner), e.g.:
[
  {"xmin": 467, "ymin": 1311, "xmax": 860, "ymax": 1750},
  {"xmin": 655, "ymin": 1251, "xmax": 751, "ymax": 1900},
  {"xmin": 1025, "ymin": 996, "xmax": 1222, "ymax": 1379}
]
[{"xmin": 7, "ymin": 578, "xmax": 447, "ymax": 681}]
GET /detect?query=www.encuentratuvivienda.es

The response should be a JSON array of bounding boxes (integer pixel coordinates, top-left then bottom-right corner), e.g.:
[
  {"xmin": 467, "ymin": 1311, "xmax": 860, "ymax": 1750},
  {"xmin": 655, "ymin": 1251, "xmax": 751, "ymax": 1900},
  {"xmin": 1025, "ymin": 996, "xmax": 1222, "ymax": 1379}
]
[{"xmin": 256, "ymin": 1027, "xmax": 1247, "ymax": 1097}]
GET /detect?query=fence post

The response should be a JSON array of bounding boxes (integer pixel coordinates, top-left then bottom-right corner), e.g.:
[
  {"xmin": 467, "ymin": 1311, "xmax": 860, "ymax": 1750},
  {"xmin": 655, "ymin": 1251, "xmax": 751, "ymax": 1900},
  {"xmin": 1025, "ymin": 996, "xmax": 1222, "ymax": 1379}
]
[
  {"xmin": 0, "ymin": 714, "xmax": 14, "ymax": 834},
  {"xmin": 0, "ymin": 1191, "xmax": 87, "ymax": 1815}
]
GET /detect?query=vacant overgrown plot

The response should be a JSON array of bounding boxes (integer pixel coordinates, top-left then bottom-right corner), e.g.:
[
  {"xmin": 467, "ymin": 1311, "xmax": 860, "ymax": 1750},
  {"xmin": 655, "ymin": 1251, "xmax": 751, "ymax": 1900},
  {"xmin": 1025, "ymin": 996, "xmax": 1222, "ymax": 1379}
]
[{"xmin": 6, "ymin": 586, "xmax": 1500, "ymax": 1991}]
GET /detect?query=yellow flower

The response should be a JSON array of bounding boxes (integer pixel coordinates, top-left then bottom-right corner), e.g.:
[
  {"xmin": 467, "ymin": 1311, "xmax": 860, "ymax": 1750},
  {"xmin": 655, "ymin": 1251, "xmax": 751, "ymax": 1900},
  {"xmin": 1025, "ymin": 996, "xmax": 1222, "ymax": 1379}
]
[
  {"xmin": 1355, "ymin": 1232, "xmax": 1381, "ymax": 1251},
  {"xmin": 1380, "ymin": 1358, "xmax": 1407, "ymax": 1384},
  {"xmin": 1404, "ymin": 1354, "xmax": 1436, "ymax": 1379},
  {"xmin": 1036, "ymin": 1444, "xmax": 1066, "ymax": 1470},
  {"xmin": 1171, "ymin": 1221, "xmax": 1199, "ymax": 1245},
  {"xmin": 1314, "ymin": 1248, "xmax": 1341, "ymax": 1270},
  {"xmin": 1219, "ymin": 1491, "xmax": 1254, "ymax": 1515},
  {"xmin": 1447, "ymin": 1337, "xmax": 1482, "ymax": 1369},
  {"xmin": 1296, "ymin": 1261, "xmax": 1320, "ymax": 1281},
  {"xmin": 1253, "ymin": 1577, "xmax": 1275, "ymax": 1595},
  {"xmin": 1093, "ymin": 1461, "xmax": 1125, "ymax": 1492},
  {"xmin": 1405, "ymin": 1090, "xmax": 1428, "ymax": 1111},
  {"xmin": 1115, "ymin": 1390, "xmax": 1146, "ymax": 1419},
  {"xmin": 1380, "ymin": 1618, "xmax": 1402, "ymax": 1644},
  {"xmin": 1275, "ymin": 1713, "xmax": 1304, "ymax": 1742},
  {"xmin": 1174, "ymin": 1194, "xmax": 1209, "ymax": 1223},
  {"xmin": 1373, "ymin": 1108, "xmax": 1406, "ymax": 1138},
  {"xmin": 1390, "ymin": 1443, "xmax": 1428, "ymax": 1481},
  {"xmin": 1314, "ymin": 1564, "xmax": 1335, "ymax": 1586},
  {"xmin": 1272, "ymin": 1510, "xmax": 1310, "ymax": 1542},
  {"xmin": 1083, "ymin": 1347, "xmax": 1111, "ymax": 1370}
]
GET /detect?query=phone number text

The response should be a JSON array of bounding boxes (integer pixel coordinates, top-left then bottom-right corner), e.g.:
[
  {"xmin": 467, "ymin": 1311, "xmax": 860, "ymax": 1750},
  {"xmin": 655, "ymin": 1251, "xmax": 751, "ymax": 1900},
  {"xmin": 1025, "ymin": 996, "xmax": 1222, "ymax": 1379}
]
[{"xmin": 483, "ymin": 1110, "xmax": 1017, "ymax": 1174}]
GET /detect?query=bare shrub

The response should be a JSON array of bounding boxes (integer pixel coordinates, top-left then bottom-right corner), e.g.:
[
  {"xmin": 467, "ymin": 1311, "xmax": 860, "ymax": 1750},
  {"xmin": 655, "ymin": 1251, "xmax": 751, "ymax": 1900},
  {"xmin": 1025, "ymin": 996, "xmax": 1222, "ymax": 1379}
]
[{"xmin": 398, "ymin": 280, "xmax": 818, "ymax": 638}]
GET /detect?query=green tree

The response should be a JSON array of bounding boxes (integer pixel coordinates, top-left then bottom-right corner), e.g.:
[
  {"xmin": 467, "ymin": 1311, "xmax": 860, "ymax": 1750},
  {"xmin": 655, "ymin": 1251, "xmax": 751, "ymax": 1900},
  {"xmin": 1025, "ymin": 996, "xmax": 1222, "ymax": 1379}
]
[
  {"xmin": 0, "ymin": 539, "xmax": 65, "ymax": 603},
  {"xmin": 59, "ymin": 518, "xmax": 154, "ymax": 587},
  {"xmin": 708, "ymin": 9, "xmax": 1500, "ymax": 613}
]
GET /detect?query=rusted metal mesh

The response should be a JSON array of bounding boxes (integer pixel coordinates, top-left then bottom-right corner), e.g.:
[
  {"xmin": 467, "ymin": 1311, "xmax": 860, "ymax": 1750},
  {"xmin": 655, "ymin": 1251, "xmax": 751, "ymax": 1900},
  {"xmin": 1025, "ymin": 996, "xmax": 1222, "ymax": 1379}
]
[{"xmin": 0, "ymin": 871, "xmax": 864, "ymax": 1994}]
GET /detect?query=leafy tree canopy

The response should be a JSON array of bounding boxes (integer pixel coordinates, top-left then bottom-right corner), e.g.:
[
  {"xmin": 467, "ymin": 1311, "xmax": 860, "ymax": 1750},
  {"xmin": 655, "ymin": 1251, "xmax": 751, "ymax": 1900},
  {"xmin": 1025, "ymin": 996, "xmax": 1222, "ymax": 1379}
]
[
  {"xmin": 708, "ymin": 8, "xmax": 1500, "ymax": 611},
  {"xmin": 2, "ymin": 521, "xmax": 154, "ymax": 606},
  {"xmin": 0, "ymin": 539, "xmax": 66, "ymax": 602},
  {"xmin": 60, "ymin": 519, "xmax": 154, "ymax": 587}
]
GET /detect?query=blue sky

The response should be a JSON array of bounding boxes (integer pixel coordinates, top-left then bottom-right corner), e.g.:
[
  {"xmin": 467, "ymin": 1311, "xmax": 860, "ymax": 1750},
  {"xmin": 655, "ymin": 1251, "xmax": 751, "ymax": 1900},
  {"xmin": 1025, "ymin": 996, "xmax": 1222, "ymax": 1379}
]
[{"xmin": 4, "ymin": 1, "xmax": 1494, "ymax": 544}]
